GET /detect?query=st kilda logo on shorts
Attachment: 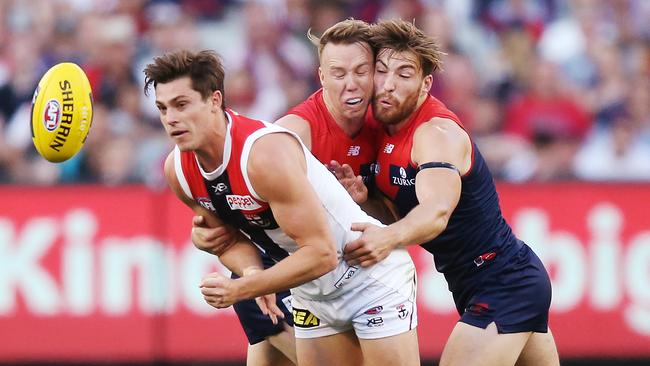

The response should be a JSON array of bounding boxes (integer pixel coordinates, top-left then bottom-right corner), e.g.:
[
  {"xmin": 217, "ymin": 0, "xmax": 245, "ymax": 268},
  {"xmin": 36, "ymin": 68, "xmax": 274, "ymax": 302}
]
[
  {"xmin": 292, "ymin": 307, "xmax": 320, "ymax": 328},
  {"xmin": 396, "ymin": 303, "xmax": 409, "ymax": 320}
]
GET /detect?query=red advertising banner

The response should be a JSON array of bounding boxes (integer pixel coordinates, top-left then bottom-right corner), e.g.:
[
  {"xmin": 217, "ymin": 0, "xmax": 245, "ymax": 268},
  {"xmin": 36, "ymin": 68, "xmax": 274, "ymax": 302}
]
[{"xmin": 0, "ymin": 183, "xmax": 648, "ymax": 362}]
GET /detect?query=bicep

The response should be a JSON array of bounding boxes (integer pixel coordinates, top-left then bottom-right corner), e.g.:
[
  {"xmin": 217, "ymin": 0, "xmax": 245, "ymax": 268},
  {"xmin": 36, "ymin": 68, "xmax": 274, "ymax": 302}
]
[
  {"xmin": 411, "ymin": 118, "xmax": 471, "ymax": 175},
  {"xmin": 411, "ymin": 120, "xmax": 466, "ymax": 209},
  {"xmin": 415, "ymin": 168, "xmax": 461, "ymax": 211},
  {"xmin": 248, "ymin": 133, "xmax": 333, "ymax": 247}
]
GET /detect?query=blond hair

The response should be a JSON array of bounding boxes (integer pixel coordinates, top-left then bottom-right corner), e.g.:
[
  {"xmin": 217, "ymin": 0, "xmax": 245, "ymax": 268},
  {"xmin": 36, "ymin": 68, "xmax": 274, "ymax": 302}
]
[{"xmin": 307, "ymin": 18, "xmax": 374, "ymax": 60}]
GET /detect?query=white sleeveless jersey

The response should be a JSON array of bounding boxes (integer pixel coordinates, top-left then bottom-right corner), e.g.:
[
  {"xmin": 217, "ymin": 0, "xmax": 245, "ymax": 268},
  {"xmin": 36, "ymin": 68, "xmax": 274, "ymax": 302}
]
[{"xmin": 175, "ymin": 110, "xmax": 414, "ymax": 300}]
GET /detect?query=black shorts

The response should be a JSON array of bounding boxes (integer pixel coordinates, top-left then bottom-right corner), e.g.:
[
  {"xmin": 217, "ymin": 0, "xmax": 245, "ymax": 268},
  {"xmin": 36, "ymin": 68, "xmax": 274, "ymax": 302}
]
[
  {"xmin": 231, "ymin": 253, "xmax": 293, "ymax": 345},
  {"xmin": 459, "ymin": 244, "xmax": 551, "ymax": 334}
]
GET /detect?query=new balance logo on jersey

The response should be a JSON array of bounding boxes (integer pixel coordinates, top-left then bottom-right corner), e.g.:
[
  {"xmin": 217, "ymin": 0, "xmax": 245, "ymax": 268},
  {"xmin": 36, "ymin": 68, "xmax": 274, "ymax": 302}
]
[
  {"xmin": 383, "ymin": 143, "xmax": 395, "ymax": 154},
  {"xmin": 347, "ymin": 145, "xmax": 361, "ymax": 156},
  {"xmin": 293, "ymin": 308, "xmax": 320, "ymax": 328},
  {"xmin": 197, "ymin": 197, "xmax": 216, "ymax": 212},
  {"xmin": 226, "ymin": 195, "xmax": 262, "ymax": 210}
]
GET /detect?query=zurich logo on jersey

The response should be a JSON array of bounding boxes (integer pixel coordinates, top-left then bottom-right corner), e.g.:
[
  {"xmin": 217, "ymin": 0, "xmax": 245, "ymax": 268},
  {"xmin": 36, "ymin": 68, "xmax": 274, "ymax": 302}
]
[{"xmin": 389, "ymin": 165, "xmax": 415, "ymax": 186}]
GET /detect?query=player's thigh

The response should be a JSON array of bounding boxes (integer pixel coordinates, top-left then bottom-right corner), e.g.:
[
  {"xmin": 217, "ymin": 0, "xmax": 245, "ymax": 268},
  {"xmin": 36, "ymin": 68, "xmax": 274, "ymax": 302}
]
[
  {"xmin": 440, "ymin": 322, "xmax": 531, "ymax": 366},
  {"xmin": 266, "ymin": 323, "xmax": 297, "ymax": 364},
  {"xmin": 515, "ymin": 328, "xmax": 560, "ymax": 366},
  {"xmin": 296, "ymin": 329, "xmax": 362, "ymax": 366},
  {"xmin": 247, "ymin": 339, "xmax": 295, "ymax": 366},
  {"xmin": 359, "ymin": 328, "xmax": 419, "ymax": 366}
]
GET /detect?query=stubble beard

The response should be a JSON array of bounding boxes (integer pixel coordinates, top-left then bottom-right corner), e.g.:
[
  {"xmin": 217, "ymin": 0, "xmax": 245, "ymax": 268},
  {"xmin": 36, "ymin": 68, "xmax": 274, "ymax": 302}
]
[{"xmin": 373, "ymin": 92, "xmax": 419, "ymax": 127}]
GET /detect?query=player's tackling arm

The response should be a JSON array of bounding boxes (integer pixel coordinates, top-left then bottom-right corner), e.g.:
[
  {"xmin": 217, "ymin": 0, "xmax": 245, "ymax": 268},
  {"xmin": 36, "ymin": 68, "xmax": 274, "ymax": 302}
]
[
  {"xmin": 163, "ymin": 152, "xmax": 263, "ymax": 276},
  {"xmin": 384, "ymin": 118, "xmax": 469, "ymax": 247},
  {"xmin": 344, "ymin": 118, "xmax": 468, "ymax": 267},
  {"xmin": 234, "ymin": 133, "xmax": 338, "ymax": 300}
]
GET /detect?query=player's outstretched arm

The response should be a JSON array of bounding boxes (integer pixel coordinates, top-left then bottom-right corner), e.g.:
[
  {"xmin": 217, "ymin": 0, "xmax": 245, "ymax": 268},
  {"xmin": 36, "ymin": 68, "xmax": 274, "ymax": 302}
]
[
  {"xmin": 233, "ymin": 132, "xmax": 339, "ymax": 300},
  {"xmin": 163, "ymin": 152, "xmax": 264, "ymax": 276},
  {"xmin": 345, "ymin": 118, "xmax": 469, "ymax": 266}
]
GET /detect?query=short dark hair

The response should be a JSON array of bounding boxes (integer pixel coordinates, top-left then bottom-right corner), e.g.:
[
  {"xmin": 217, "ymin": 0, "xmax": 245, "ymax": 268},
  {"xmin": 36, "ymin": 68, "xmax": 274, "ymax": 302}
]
[
  {"xmin": 307, "ymin": 18, "xmax": 374, "ymax": 60},
  {"xmin": 143, "ymin": 49, "xmax": 226, "ymax": 106},
  {"xmin": 370, "ymin": 19, "xmax": 444, "ymax": 76}
]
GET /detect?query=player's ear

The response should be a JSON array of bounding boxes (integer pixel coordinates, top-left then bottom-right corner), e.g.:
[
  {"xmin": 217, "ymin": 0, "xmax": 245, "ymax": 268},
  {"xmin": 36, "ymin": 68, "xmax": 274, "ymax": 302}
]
[
  {"xmin": 318, "ymin": 67, "xmax": 325, "ymax": 87},
  {"xmin": 421, "ymin": 74, "xmax": 433, "ymax": 95},
  {"xmin": 211, "ymin": 90, "xmax": 223, "ymax": 111}
]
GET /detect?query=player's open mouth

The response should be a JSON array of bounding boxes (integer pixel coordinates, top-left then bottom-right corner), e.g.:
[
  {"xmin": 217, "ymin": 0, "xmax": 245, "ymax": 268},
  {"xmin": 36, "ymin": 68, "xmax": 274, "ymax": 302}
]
[
  {"xmin": 171, "ymin": 131, "xmax": 187, "ymax": 137},
  {"xmin": 345, "ymin": 98, "xmax": 363, "ymax": 106},
  {"xmin": 378, "ymin": 98, "xmax": 393, "ymax": 107}
]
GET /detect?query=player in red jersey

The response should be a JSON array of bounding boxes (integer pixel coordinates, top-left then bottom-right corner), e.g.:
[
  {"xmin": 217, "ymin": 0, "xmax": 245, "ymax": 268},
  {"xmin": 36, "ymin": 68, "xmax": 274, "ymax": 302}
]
[
  {"xmin": 277, "ymin": 21, "xmax": 378, "ymax": 189},
  {"xmin": 340, "ymin": 20, "xmax": 560, "ymax": 365},
  {"xmin": 189, "ymin": 19, "xmax": 398, "ymax": 365}
]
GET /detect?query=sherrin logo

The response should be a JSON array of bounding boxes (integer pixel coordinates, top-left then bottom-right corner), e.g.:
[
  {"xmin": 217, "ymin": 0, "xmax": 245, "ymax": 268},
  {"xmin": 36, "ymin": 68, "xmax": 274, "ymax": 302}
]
[
  {"xmin": 43, "ymin": 99, "xmax": 61, "ymax": 131},
  {"xmin": 226, "ymin": 194, "xmax": 262, "ymax": 210}
]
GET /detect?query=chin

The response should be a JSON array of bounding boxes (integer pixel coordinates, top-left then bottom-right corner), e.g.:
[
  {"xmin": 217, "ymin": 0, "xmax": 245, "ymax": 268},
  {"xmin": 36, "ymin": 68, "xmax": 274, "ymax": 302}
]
[{"xmin": 175, "ymin": 141, "xmax": 194, "ymax": 152}]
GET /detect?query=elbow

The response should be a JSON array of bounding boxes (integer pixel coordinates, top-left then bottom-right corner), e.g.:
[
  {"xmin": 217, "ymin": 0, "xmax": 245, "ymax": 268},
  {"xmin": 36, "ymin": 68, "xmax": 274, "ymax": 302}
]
[
  {"xmin": 425, "ymin": 205, "xmax": 453, "ymax": 240},
  {"xmin": 313, "ymin": 245, "xmax": 338, "ymax": 277}
]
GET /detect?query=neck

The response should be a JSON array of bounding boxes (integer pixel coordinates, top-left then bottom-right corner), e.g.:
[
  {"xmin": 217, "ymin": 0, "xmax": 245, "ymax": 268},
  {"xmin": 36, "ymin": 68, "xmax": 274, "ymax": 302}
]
[
  {"xmin": 322, "ymin": 90, "xmax": 365, "ymax": 138},
  {"xmin": 195, "ymin": 110, "xmax": 228, "ymax": 172}
]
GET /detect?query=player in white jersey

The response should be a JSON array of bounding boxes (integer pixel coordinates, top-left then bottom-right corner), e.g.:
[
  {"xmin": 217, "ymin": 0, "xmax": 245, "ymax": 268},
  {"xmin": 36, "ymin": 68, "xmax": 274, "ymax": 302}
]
[{"xmin": 144, "ymin": 49, "xmax": 420, "ymax": 365}]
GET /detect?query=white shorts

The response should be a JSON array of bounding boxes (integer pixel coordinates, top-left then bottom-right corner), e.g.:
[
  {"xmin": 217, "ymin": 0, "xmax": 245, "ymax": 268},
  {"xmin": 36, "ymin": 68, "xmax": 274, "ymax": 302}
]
[{"xmin": 291, "ymin": 258, "xmax": 417, "ymax": 340}]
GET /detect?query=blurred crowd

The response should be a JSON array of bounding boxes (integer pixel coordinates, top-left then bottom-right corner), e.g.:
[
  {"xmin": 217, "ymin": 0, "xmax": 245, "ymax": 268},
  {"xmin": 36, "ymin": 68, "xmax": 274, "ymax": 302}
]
[{"xmin": 0, "ymin": 0, "xmax": 648, "ymax": 186}]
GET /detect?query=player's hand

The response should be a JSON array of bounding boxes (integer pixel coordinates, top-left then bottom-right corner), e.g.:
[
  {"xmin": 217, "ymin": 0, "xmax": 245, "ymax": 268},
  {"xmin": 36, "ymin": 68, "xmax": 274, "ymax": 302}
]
[
  {"xmin": 344, "ymin": 222, "xmax": 395, "ymax": 267},
  {"xmin": 200, "ymin": 272, "xmax": 241, "ymax": 309},
  {"xmin": 328, "ymin": 160, "xmax": 368, "ymax": 204},
  {"xmin": 255, "ymin": 294, "xmax": 285, "ymax": 325},
  {"xmin": 191, "ymin": 215, "xmax": 237, "ymax": 255},
  {"xmin": 242, "ymin": 267, "xmax": 285, "ymax": 325}
]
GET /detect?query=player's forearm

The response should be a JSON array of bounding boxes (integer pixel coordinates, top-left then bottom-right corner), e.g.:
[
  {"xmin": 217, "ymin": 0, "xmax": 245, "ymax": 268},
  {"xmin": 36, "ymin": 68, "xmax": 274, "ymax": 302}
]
[
  {"xmin": 386, "ymin": 201, "xmax": 451, "ymax": 248},
  {"xmin": 217, "ymin": 241, "xmax": 264, "ymax": 277},
  {"xmin": 235, "ymin": 244, "xmax": 337, "ymax": 299},
  {"xmin": 359, "ymin": 197, "xmax": 397, "ymax": 225}
]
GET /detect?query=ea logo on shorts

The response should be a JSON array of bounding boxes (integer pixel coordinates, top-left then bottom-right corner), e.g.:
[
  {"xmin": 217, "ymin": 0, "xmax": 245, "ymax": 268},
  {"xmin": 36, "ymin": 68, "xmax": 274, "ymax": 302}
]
[{"xmin": 43, "ymin": 99, "xmax": 62, "ymax": 131}]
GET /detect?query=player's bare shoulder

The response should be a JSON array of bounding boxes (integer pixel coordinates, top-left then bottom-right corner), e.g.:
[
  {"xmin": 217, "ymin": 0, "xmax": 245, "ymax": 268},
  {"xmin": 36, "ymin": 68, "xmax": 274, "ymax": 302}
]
[
  {"xmin": 275, "ymin": 114, "xmax": 312, "ymax": 150},
  {"xmin": 412, "ymin": 117, "xmax": 472, "ymax": 174},
  {"xmin": 163, "ymin": 150, "xmax": 193, "ymax": 206},
  {"xmin": 247, "ymin": 132, "xmax": 306, "ymax": 201}
]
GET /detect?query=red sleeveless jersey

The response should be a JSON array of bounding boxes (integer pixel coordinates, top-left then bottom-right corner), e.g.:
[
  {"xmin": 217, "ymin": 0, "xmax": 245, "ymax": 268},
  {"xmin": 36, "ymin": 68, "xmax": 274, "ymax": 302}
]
[
  {"xmin": 286, "ymin": 89, "xmax": 379, "ymax": 182},
  {"xmin": 375, "ymin": 95, "xmax": 463, "ymax": 202},
  {"xmin": 175, "ymin": 110, "xmax": 290, "ymax": 260}
]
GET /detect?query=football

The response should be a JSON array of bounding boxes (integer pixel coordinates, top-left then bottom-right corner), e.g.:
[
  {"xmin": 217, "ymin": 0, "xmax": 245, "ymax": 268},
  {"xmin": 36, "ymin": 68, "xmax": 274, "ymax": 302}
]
[{"xmin": 31, "ymin": 62, "xmax": 93, "ymax": 163}]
